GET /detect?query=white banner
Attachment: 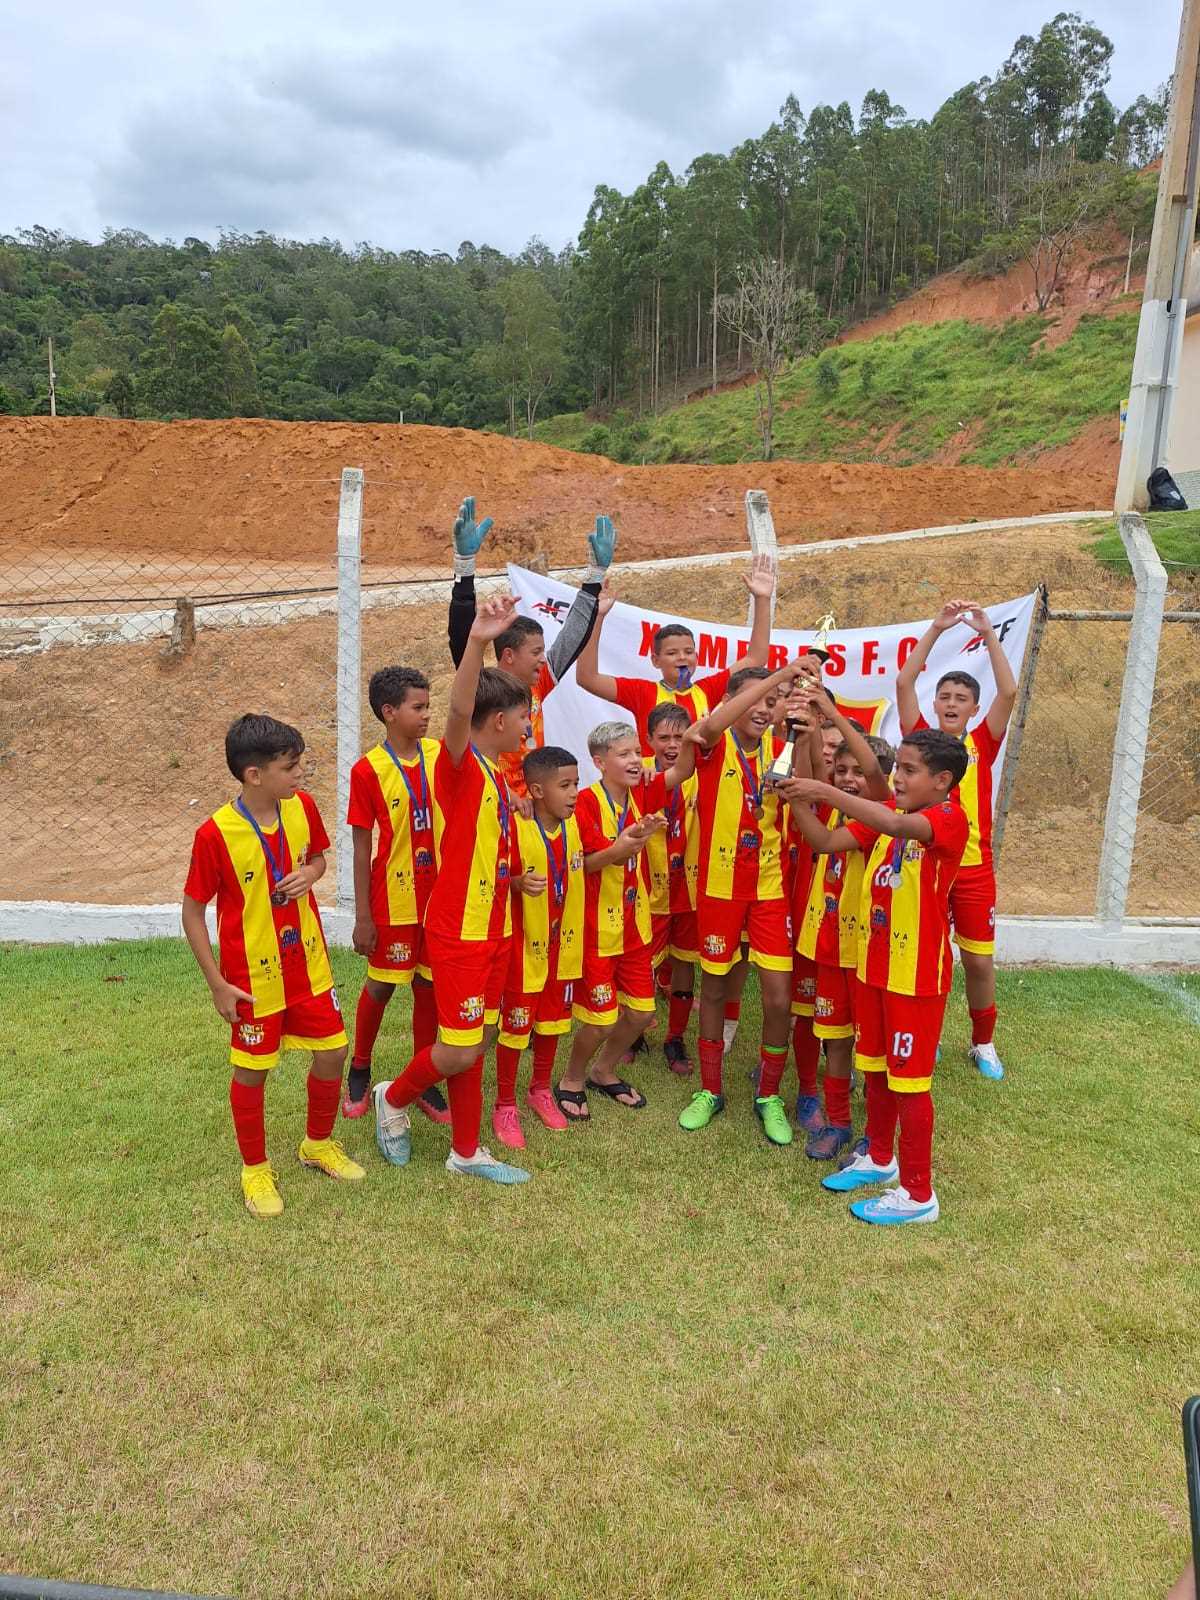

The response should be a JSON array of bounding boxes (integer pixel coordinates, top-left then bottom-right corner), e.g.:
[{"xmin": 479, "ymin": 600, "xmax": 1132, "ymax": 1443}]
[{"xmin": 507, "ymin": 565, "xmax": 1038, "ymax": 787}]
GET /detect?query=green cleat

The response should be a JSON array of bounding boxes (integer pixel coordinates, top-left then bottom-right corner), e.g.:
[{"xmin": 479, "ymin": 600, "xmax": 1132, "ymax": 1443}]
[
  {"xmin": 754, "ymin": 1094, "xmax": 794, "ymax": 1146},
  {"xmin": 679, "ymin": 1089, "xmax": 725, "ymax": 1131}
]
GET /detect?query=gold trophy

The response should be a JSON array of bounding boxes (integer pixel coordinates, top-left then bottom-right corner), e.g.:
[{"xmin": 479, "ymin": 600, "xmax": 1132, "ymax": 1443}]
[{"xmin": 766, "ymin": 613, "xmax": 837, "ymax": 784}]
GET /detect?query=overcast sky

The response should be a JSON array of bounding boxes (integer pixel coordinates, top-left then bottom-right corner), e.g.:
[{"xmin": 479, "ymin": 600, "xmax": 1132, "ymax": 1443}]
[{"xmin": 0, "ymin": 0, "xmax": 1180, "ymax": 256}]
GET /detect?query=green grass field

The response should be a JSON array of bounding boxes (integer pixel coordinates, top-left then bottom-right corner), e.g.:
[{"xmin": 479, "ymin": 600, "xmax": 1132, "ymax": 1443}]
[
  {"xmin": 3, "ymin": 940, "xmax": 1196, "ymax": 1599},
  {"xmin": 536, "ymin": 311, "xmax": 1137, "ymax": 468}
]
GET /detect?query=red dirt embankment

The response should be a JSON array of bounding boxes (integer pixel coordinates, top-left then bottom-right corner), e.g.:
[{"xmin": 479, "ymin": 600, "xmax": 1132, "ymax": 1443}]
[{"xmin": 0, "ymin": 416, "xmax": 1111, "ymax": 565}]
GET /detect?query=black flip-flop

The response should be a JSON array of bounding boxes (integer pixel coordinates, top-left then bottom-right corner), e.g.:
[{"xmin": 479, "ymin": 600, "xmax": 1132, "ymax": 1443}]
[
  {"xmin": 554, "ymin": 1085, "xmax": 590, "ymax": 1123},
  {"xmin": 585, "ymin": 1078, "xmax": 648, "ymax": 1110}
]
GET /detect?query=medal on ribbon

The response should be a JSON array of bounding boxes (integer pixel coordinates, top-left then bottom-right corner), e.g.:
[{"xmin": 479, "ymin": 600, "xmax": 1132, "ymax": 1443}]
[{"xmin": 237, "ymin": 799, "xmax": 289, "ymax": 905}]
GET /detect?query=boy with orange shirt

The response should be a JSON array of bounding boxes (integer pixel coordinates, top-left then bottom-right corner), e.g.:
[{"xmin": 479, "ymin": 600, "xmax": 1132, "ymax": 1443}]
[
  {"xmin": 896, "ymin": 598, "xmax": 1017, "ymax": 1081},
  {"xmin": 342, "ymin": 666, "xmax": 448, "ymax": 1125},
  {"xmin": 491, "ymin": 745, "xmax": 586, "ymax": 1149},
  {"xmin": 372, "ymin": 595, "xmax": 532, "ymax": 1186},
  {"xmin": 789, "ymin": 728, "xmax": 970, "ymax": 1225},
  {"xmin": 182, "ymin": 714, "xmax": 363, "ymax": 1219}
]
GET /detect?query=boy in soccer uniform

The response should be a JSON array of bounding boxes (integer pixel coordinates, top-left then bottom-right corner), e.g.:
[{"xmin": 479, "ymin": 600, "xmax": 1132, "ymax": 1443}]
[
  {"xmin": 342, "ymin": 666, "xmax": 449, "ymax": 1125},
  {"xmin": 794, "ymin": 688, "xmax": 894, "ymax": 1161},
  {"xmin": 788, "ymin": 728, "xmax": 970, "ymax": 1225},
  {"xmin": 644, "ymin": 703, "xmax": 701, "ymax": 1075},
  {"xmin": 574, "ymin": 555, "xmax": 777, "ymax": 754},
  {"xmin": 372, "ymin": 595, "xmax": 532, "ymax": 1186},
  {"xmin": 182, "ymin": 714, "xmax": 363, "ymax": 1219},
  {"xmin": 555, "ymin": 722, "xmax": 667, "ymax": 1120},
  {"xmin": 491, "ymin": 746, "xmax": 586, "ymax": 1149},
  {"xmin": 896, "ymin": 598, "xmax": 1017, "ymax": 1080},
  {"xmin": 447, "ymin": 498, "xmax": 615, "ymax": 795},
  {"xmin": 671, "ymin": 660, "xmax": 806, "ymax": 1146}
]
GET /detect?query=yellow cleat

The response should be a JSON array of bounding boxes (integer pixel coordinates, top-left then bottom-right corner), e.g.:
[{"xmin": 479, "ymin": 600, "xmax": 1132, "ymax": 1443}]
[
  {"xmin": 298, "ymin": 1137, "xmax": 366, "ymax": 1182},
  {"xmin": 242, "ymin": 1163, "xmax": 284, "ymax": 1219}
]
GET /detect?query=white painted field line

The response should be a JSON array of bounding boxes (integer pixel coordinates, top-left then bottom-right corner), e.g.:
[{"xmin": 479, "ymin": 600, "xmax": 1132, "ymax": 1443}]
[{"xmin": 1133, "ymin": 970, "xmax": 1200, "ymax": 1027}]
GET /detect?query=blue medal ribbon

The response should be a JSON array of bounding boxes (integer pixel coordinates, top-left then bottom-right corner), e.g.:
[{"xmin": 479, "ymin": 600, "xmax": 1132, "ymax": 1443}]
[
  {"xmin": 471, "ymin": 745, "xmax": 511, "ymax": 838},
  {"xmin": 236, "ymin": 798, "xmax": 287, "ymax": 897},
  {"xmin": 888, "ymin": 836, "xmax": 906, "ymax": 886},
  {"xmin": 600, "ymin": 782, "xmax": 638, "ymax": 876},
  {"xmin": 383, "ymin": 739, "xmax": 431, "ymax": 832},
  {"xmin": 535, "ymin": 815, "xmax": 567, "ymax": 918},
  {"xmin": 731, "ymin": 732, "xmax": 766, "ymax": 814}
]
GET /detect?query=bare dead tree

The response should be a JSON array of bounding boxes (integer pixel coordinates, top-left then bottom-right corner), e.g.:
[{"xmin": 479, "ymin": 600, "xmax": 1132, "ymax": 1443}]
[{"xmin": 716, "ymin": 257, "xmax": 824, "ymax": 459}]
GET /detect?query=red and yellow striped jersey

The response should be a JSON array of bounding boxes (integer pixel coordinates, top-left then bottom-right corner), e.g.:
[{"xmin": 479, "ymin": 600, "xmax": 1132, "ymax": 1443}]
[
  {"xmin": 184, "ymin": 790, "xmax": 334, "ymax": 1016},
  {"xmin": 785, "ymin": 803, "xmax": 828, "ymax": 935},
  {"xmin": 509, "ymin": 812, "xmax": 585, "ymax": 989},
  {"xmin": 346, "ymin": 738, "xmax": 443, "ymax": 926},
  {"xmin": 638, "ymin": 761, "xmax": 699, "ymax": 916},
  {"xmin": 798, "ymin": 807, "xmax": 872, "ymax": 968},
  {"xmin": 846, "ymin": 800, "xmax": 968, "ymax": 996},
  {"xmin": 497, "ymin": 660, "xmax": 554, "ymax": 798},
  {"xmin": 423, "ymin": 743, "xmax": 513, "ymax": 943},
  {"xmin": 693, "ymin": 730, "xmax": 786, "ymax": 902},
  {"xmin": 614, "ymin": 670, "xmax": 731, "ymax": 755},
  {"xmin": 912, "ymin": 715, "xmax": 1002, "ymax": 869},
  {"xmin": 576, "ymin": 778, "xmax": 656, "ymax": 955}
]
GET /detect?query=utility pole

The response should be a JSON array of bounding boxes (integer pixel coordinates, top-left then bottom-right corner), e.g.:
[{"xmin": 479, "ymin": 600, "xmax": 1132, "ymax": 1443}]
[
  {"xmin": 1115, "ymin": 0, "xmax": 1200, "ymax": 510},
  {"xmin": 47, "ymin": 337, "xmax": 57, "ymax": 418}
]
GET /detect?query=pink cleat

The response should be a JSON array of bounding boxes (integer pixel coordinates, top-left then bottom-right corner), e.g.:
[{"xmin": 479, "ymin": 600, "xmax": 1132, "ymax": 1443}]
[
  {"xmin": 341, "ymin": 1082, "xmax": 371, "ymax": 1120},
  {"xmin": 525, "ymin": 1086, "xmax": 569, "ymax": 1131},
  {"xmin": 491, "ymin": 1102, "xmax": 526, "ymax": 1150}
]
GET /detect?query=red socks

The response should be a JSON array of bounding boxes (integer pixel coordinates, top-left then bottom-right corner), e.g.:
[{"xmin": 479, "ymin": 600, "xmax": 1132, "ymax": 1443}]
[
  {"xmin": 698, "ymin": 1036, "xmax": 724, "ymax": 1096},
  {"xmin": 413, "ymin": 979, "xmax": 438, "ymax": 1053},
  {"xmin": 229, "ymin": 1077, "xmax": 266, "ymax": 1166},
  {"xmin": 495, "ymin": 1043, "xmax": 521, "ymax": 1107},
  {"xmin": 723, "ymin": 999, "xmax": 741, "ymax": 1023},
  {"xmin": 530, "ymin": 1032, "xmax": 558, "ymax": 1093},
  {"xmin": 824, "ymin": 1071, "xmax": 852, "ymax": 1129},
  {"xmin": 448, "ymin": 1056, "xmax": 484, "ymax": 1158},
  {"xmin": 864, "ymin": 1072, "xmax": 899, "ymax": 1168},
  {"xmin": 384, "ymin": 1045, "xmax": 443, "ymax": 1108},
  {"xmin": 970, "ymin": 1004, "xmax": 997, "ymax": 1046},
  {"xmin": 792, "ymin": 1015, "xmax": 820, "ymax": 1097},
  {"xmin": 757, "ymin": 1043, "xmax": 788, "ymax": 1098},
  {"xmin": 667, "ymin": 989, "xmax": 694, "ymax": 1040},
  {"xmin": 352, "ymin": 985, "xmax": 388, "ymax": 1068},
  {"xmin": 897, "ymin": 1090, "xmax": 935, "ymax": 1203},
  {"xmin": 306, "ymin": 1071, "xmax": 340, "ymax": 1141},
  {"xmin": 655, "ymin": 961, "xmax": 672, "ymax": 994}
]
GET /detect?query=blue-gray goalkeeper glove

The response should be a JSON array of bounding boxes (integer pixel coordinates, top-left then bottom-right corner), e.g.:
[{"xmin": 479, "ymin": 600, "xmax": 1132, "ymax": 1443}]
[
  {"xmin": 452, "ymin": 495, "xmax": 493, "ymax": 578},
  {"xmin": 585, "ymin": 514, "xmax": 616, "ymax": 584}
]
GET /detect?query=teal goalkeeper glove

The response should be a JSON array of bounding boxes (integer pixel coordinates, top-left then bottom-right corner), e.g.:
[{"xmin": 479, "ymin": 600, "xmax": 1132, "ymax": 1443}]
[
  {"xmin": 452, "ymin": 496, "xmax": 494, "ymax": 577},
  {"xmin": 585, "ymin": 514, "xmax": 616, "ymax": 583}
]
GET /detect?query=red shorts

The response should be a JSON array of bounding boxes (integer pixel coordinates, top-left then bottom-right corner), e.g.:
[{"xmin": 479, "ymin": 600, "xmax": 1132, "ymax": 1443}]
[
  {"xmin": 950, "ymin": 862, "xmax": 996, "ymax": 956},
  {"xmin": 229, "ymin": 987, "xmax": 347, "ymax": 1071},
  {"xmin": 791, "ymin": 952, "xmax": 818, "ymax": 1017},
  {"xmin": 426, "ymin": 929, "xmax": 510, "ymax": 1048},
  {"xmin": 696, "ymin": 893, "xmax": 792, "ymax": 976},
  {"xmin": 813, "ymin": 962, "xmax": 856, "ymax": 1041},
  {"xmin": 365, "ymin": 921, "xmax": 431, "ymax": 985},
  {"xmin": 649, "ymin": 909, "xmax": 699, "ymax": 969},
  {"xmin": 854, "ymin": 980, "xmax": 948, "ymax": 1093},
  {"xmin": 498, "ymin": 975, "xmax": 577, "ymax": 1047},
  {"xmin": 573, "ymin": 942, "xmax": 656, "ymax": 1026}
]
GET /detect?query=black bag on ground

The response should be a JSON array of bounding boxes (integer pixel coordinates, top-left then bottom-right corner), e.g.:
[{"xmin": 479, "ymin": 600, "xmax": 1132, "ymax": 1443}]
[{"xmin": 1147, "ymin": 466, "xmax": 1188, "ymax": 511}]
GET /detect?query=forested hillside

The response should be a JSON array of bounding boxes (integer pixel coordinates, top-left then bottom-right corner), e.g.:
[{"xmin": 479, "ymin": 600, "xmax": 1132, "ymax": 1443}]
[{"xmin": 0, "ymin": 11, "xmax": 1167, "ymax": 442}]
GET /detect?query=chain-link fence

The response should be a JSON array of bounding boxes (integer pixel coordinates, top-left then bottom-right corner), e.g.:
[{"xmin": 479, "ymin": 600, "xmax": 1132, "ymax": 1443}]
[{"xmin": 4, "ymin": 480, "xmax": 1197, "ymax": 930}]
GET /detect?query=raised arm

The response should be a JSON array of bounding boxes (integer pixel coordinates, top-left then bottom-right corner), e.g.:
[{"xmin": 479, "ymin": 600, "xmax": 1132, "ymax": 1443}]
[
  {"xmin": 445, "ymin": 593, "xmax": 519, "ymax": 761},
  {"xmin": 545, "ymin": 515, "xmax": 616, "ymax": 683},
  {"xmin": 960, "ymin": 602, "xmax": 1018, "ymax": 740},
  {"xmin": 692, "ymin": 659, "xmax": 802, "ymax": 748},
  {"xmin": 447, "ymin": 495, "xmax": 493, "ymax": 667},
  {"xmin": 895, "ymin": 599, "xmax": 967, "ymax": 735},
  {"xmin": 805, "ymin": 685, "xmax": 890, "ymax": 802},
  {"xmin": 739, "ymin": 553, "xmax": 777, "ymax": 670},
  {"xmin": 574, "ymin": 581, "xmax": 619, "ymax": 704}
]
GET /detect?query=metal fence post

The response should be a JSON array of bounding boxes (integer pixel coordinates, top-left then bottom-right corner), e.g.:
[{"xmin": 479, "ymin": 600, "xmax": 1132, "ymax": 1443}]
[
  {"xmin": 335, "ymin": 467, "xmax": 364, "ymax": 911},
  {"xmin": 1095, "ymin": 513, "xmax": 1168, "ymax": 924},
  {"xmin": 992, "ymin": 583, "xmax": 1049, "ymax": 862},
  {"xmin": 744, "ymin": 489, "xmax": 777, "ymax": 628}
]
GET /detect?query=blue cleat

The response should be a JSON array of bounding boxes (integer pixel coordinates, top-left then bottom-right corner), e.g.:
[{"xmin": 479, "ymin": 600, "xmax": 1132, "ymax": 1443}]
[
  {"xmin": 850, "ymin": 1187, "xmax": 940, "ymax": 1225},
  {"xmin": 838, "ymin": 1134, "xmax": 870, "ymax": 1170},
  {"xmin": 806, "ymin": 1122, "xmax": 852, "ymax": 1161},
  {"xmin": 795, "ymin": 1093, "xmax": 824, "ymax": 1134},
  {"xmin": 373, "ymin": 1081, "xmax": 412, "ymax": 1167},
  {"xmin": 822, "ymin": 1150, "xmax": 899, "ymax": 1192},
  {"xmin": 446, "ymin": 1146, "xmax": 531, "ymax": 1185},
  {"xmin": 969, "ymin": 1043, "xmax": 1005, "ymax": 1080}
]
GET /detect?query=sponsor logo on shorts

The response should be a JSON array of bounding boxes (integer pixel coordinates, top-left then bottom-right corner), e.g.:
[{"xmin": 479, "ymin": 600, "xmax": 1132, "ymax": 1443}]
[
  {"xmin": 815, "ymin": 996, "xmax": 834, "ymax": 1018},
  {"xmin": 386, "ymin": 941, "xmax": 413, "ymax": 963},
  {"xmin": 799, "ymin": 976, "xmax": 816, "ymax": 999},
  {"xmin": 589, "ymin": 983, "xmax": 614, "ymax": 1006},
  {"xmin": 460, "ymin": 994, "xmax": 485, "ymax": 1023},
  {"xmin": 238, "ymin": 1022, "xmax": 265, "ymax": 1047},
  {"xmin": 508, "ymin": 1005, "xmax": 532, "ymax": 1030},
  {"xmin": 703, "ymin": 933, "xmax": 726, "ymax": 956}
]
